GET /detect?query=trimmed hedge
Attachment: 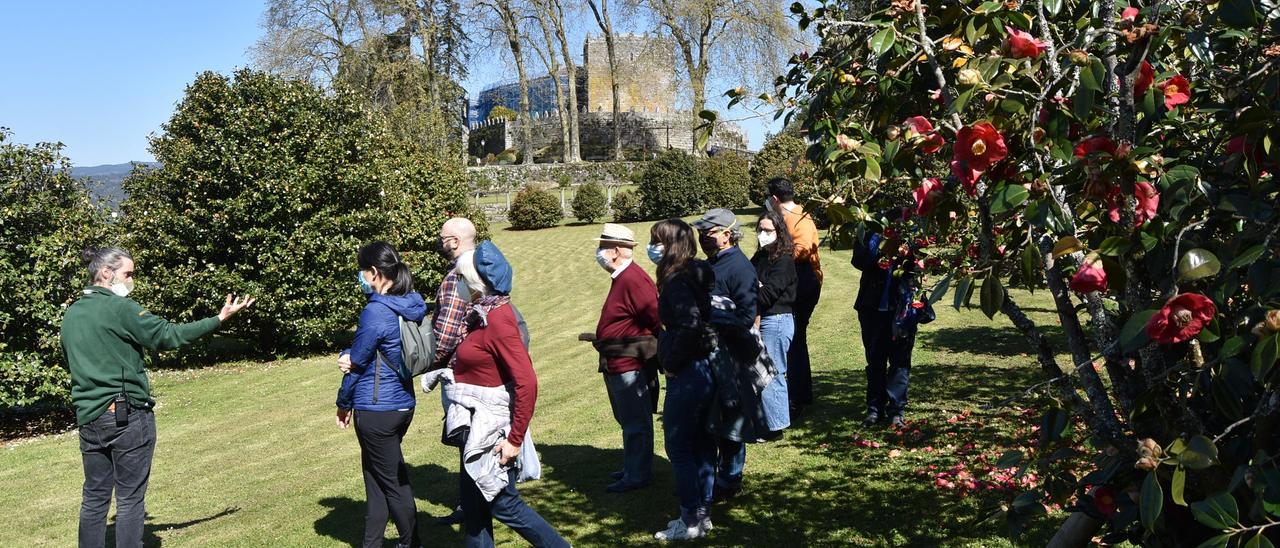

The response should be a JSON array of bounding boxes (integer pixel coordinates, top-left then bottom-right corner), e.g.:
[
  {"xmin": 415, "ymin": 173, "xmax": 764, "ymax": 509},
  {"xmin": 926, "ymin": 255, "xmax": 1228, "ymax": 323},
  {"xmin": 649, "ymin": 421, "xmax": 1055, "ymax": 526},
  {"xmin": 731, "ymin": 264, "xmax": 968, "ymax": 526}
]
[
  {"xmin": 509, "ymin": 186, "xmax": 563, "ymax": 230},
  {"xmin": 611, "ymin": 190, "xmax": 646, "ymax": 223},
  {"xmin": 638, "ymin": 149, "xmax": 704, "ymax": 219},
  {"xmin": 701, "ymin": 153, "xmax": 751, "ymax": 209},
  {"xmin": 571, "ymin": 181, "xmax": 608, "ymax": 223}
]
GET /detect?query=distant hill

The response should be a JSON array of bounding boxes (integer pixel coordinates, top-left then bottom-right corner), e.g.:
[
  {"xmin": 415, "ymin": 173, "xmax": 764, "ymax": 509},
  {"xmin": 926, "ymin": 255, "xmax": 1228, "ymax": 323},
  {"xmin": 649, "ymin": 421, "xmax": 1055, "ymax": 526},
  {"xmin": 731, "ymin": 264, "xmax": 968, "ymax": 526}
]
[{"xmin": 70, "ymin": 162, "xmax": 160, "ymax": 208}]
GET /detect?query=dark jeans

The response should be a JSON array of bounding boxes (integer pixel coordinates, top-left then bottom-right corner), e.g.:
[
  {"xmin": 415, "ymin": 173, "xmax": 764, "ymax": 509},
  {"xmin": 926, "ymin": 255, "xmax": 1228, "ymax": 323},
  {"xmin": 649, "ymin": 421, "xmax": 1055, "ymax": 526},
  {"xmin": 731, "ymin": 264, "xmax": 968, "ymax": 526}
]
[
  {"xmin": 354, "ymin": 409, "xmax": 419, "ymax": 548},
  {"xmin": 788, "ymin": 262, "xmax": 822, "ymax": 407},
  {"xmin": 459, "ymin": 453, "xmax": 568, "ymax": 547},
  {"xmin": 603, "ymin": 370, "xmax": 654, "ymax": 485},
  {"xmin": 663, "ymin": 356, "xmax": 717, "ymax": 522},
  {"xmin": 858, "ymin": 310, "xmax": 916, "ymax": 417},
  {"xmin": 715, "ymin": 439, "xmax": 745, "ymax": 491},
  {"xmin": 79, "ymin": 407, "xmax": 156, "ymax": 548}
]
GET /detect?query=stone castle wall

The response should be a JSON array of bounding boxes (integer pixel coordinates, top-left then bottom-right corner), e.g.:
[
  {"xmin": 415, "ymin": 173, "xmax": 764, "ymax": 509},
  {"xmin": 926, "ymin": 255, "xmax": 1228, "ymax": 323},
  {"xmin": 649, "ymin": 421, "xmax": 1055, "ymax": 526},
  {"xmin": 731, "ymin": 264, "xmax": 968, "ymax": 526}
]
[
  {"xmin": 467, "ymin": 110, "xmax": 748, "ymax": 161},
  {"xmin": 582, "ymin": 34, "xmax": 676, "ymax": 115}
]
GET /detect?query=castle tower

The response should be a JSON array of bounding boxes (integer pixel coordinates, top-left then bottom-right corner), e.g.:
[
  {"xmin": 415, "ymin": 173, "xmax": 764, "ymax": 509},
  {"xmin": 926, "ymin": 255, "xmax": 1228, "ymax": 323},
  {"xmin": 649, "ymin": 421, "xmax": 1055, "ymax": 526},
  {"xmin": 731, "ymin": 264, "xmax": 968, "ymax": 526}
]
[{"xmin": 582, "ymin": 34, "xmax": 677, "ymax": 114}]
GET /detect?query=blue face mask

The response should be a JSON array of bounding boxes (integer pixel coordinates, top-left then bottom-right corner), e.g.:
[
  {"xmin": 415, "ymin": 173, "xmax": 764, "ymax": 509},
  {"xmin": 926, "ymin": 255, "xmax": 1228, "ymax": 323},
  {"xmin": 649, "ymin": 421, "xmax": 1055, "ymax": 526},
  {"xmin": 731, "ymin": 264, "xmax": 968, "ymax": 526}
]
[
  {"xmin": 646, "ymin": 244, "xmax": 664, "ymax": 264},
  {"xmin": 357, "ymin": 271, "xmax": 374, "ymax": 295}
]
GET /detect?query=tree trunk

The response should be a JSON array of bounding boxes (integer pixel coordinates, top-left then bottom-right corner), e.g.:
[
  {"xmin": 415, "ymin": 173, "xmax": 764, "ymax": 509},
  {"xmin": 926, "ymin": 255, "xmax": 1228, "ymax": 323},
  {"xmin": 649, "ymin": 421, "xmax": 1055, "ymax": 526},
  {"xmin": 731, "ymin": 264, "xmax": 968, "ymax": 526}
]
[
  {"xmin": 492, "ymin": 0, "xmax": 533, "ymax": 165},
  {"xmin": 549, "ymin": 0, "xmax": 581, "ymax": 162},
  {"xmin": 587, "ymin": 0, "xmax": 624, "ymax": 160},
  {"xmin": 533, "ymin": 7, "xmax": 572, "ymax": 163}
]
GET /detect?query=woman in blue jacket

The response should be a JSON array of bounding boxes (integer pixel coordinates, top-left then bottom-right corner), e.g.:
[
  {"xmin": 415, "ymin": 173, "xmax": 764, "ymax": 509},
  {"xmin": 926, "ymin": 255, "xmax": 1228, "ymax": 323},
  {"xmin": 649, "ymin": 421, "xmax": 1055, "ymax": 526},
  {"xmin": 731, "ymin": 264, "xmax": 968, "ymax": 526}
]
[{"xmin": 336, "ymin": 241, "xmax": 426, "ymax": 548}]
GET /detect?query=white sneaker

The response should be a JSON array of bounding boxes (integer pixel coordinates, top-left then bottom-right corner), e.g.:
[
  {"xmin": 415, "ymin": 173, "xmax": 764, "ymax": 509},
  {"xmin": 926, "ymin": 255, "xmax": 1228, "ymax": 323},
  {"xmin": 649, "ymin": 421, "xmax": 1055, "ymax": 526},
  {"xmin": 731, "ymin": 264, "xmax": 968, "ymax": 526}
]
[
  {"xmin": 700, "ymin": 517, "xmax": 713, "ymax": 532},
  {"xmin": 655, "ymin": 518, "xmax": 706, "ymax": 541}
]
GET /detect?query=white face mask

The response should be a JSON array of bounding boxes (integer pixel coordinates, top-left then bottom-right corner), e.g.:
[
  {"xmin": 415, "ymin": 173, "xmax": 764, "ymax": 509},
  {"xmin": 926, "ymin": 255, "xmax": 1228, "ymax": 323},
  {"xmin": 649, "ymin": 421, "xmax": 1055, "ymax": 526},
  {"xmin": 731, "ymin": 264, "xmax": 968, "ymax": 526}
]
[
  {"xmin": 758, "ymin": 231, "xmax": 778, "ymax": 248},
  {"xmin": 110, "ymin": 274, "xmax": 134, "ymax": 297},
  {"xmin": 596, "ymin": 248, "xmax": 613, "ymax": 272}
]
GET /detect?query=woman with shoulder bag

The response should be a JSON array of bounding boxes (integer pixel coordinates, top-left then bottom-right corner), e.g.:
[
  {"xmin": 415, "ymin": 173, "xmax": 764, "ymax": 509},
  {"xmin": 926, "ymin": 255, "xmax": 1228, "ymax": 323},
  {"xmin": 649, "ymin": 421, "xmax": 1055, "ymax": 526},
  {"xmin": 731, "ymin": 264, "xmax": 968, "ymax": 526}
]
[
  {"xmin": 648, "ymin": 219, "xmax": 720, "ymax": 541},
  {"xmin": 335, "ymin": 242, "xmax": 427, "ymax": 548}
]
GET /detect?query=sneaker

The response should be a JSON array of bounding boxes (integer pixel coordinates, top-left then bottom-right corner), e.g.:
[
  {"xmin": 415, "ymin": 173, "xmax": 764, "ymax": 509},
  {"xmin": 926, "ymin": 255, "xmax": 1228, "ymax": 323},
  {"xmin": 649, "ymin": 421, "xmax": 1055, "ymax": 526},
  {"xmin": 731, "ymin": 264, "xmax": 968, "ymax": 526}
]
[
  {"xmin": 606, "ymin": 479, "xmax": 650, "ymax": 493},
  {"xmin": 890, "ymin": 415, "xmax": 906, "ymax": 429},
  {"xmin": 655, "ymin": 518, "xmax": 707, "ymax": 541},
  {"xmin": 609, "ymin": 470, "xmax": 624, "ymax": 481},
  {"xmin": 862, "ymin": 413, "xmax": 882, "ymax": 427}
]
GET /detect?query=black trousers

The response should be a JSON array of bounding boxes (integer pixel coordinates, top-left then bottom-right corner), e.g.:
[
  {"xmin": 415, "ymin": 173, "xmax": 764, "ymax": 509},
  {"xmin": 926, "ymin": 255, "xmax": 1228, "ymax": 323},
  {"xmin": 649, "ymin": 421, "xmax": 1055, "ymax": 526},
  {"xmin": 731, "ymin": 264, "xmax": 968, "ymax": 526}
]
[
  {"xmin": 354, "ymin": 409, "xmax": 419, "ymax": 548},
  {"xmin": 858, "ymin": 310, "xmax": 916, "ymax": 417},
  {"xmin": 787, "ymin": 261, "xmax": 822, "ymax": 407},
  {"xmin": 79, "ymin": 408, "xmax": 155, "ymax": 548}
]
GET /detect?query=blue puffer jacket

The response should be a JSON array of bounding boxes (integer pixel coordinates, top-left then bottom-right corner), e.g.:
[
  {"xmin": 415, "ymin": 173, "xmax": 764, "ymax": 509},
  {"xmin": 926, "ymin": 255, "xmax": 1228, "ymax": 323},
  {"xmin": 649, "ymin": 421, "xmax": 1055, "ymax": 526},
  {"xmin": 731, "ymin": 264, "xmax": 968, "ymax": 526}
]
[{"xmin": 336, "ymin": 291, "xmax": 427, "ymax": 411}]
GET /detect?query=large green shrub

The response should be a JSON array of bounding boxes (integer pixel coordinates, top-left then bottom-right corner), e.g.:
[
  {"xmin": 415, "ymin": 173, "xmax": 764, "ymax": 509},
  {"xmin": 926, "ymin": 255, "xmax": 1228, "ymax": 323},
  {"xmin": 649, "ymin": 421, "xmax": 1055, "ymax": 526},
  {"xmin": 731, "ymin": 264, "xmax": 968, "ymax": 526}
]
[
  {"xmin": 120, "ymin": 69, "xmax": 470, "ymax": 353},
  {"xmin": 701, "ymin": 153, "xmax": 751, "ymax": 209},
  {"xmin": 571, "ymin": 181, "xmax": 608, "ymax": 223},
  {"xmin": 748, "ymin": 131, "xmax": 818, "ymax": 205},
  {"xmin": 639, "ymin": 149, "xmax": 704, "ymax": 219},
  {"xmin": 0, "ymin": 132, "xmax": 110, "ymax": 411},
  {"xmin": 610, "ymin": 190, "xmax": 646, "ymax": 223},
  {"xmin": 508, "ymin": 185, "xmax": 562, "ymax": 230}
]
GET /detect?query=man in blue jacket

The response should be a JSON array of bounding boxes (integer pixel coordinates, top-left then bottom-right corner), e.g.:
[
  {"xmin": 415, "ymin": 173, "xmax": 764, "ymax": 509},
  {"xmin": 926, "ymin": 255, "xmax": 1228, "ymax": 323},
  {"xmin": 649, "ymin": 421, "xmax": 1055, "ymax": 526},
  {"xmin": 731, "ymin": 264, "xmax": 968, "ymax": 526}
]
[{"xmin": 693, "ymin": 208, "xmax": 759, "ymax": 503}]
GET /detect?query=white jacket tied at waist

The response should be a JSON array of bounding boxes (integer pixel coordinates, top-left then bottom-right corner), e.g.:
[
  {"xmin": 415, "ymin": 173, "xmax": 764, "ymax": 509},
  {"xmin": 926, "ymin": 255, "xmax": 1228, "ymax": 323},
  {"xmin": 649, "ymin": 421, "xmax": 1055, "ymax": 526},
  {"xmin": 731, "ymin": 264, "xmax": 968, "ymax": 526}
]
[{"xmin": 421, "ymin": 369, "xmax": 540, "ymax": 501}]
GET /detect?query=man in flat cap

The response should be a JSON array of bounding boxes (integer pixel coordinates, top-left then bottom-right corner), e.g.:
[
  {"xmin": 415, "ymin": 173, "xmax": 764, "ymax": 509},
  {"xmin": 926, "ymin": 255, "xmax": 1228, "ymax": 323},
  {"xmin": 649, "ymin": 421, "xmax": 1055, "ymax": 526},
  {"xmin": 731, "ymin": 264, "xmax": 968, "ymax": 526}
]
[{"xmin": 586, "ymin": 223, "xmax": 661, "ymax": 493}]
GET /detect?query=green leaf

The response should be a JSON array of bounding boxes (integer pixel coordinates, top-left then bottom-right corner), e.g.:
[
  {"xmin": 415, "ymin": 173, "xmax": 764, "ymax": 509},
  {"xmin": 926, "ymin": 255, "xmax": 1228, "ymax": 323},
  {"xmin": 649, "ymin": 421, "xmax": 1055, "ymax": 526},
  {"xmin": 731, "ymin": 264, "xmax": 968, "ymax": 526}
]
[
  {"xmin": 979, "ymin": 276, "xmax": 1005, "ymax": 320},
  {"xmin": 864, "ymin": 157, "xmax": 882, "ymax": 182},
  {"xmin": 927, "ymin": 272, "xmax": 953, "ymax": 305},
  {"xmin": 1120, "ymin": 310, "xmax": 1158, "ymax": 354},
  {"xmin": 1221, "ymin": 336, "xmax": 1247, "ymax": 359},
  {"xmin": 1052, "ymin": 236, "xmax": 1084, "ymax": 258},
  {"xmin": 1044, "ymin": 0, "xmax": 1063, "ymax": 16},
  {"xmin": 1219, "ymin": 0, "xmax": 1260, "ymax": 29},
  {"xmin": 949, "ymin": 88, "xmax": 975, "ymax": 116},
  {"xmin": 1080, "ymin": 57, "xmax": 1104, "ymax": 91},
  {"xmin": 1197, "ymin": 535, "xmax": 1231, "ymax": 548},
  {"xmin": 989, "ymin": 184, "xmax": 1029, "ymax": 216},
  {"xmin": 1164, "ymin": 164, "xmax": 1202, "ymax": 185},
  {"xmin": 1246, "ymin": 532, "xmax": 1277, "ymax": 548},
  {"xmin": 857, "ymin": 141, "xmax": 882, "ymax": 158},
  {"xmin": 697, "ymin": 109, "xmax": 717, "ymax": 122},
  {"xmin": 1180, "ymin": 435, "xmax": 1219, "ymax": 470},
  {"xmin": 1097, "ymin": 236, "xmax": 1133, "ymax": 257},
  {"xmin": 1172, "ymin": 466, "xmax": 1187, "ymax": 506},
  {"xmin": 975, "ymin": 1, "xmax": 1005, "ymax": 12},
  {"xmin": 1190, "ymin": 492, "xmax": 1239, "ymax": 530},
  {"xmin": 869, "ymin": 27, "xmax": 897, "ymax": 56},
  {"xmin": 1178, "ymin": 248, "xmax": 1222, "ymax": 281},
  {"xmin": 1073, "ymin": 86, "xmax": 1095, "ymax": 120},
  {"xmin": 952, "ymin": 276, "xmax": 973, "ymax": 311},
  {"xmin": 996, "ymin": 449, "xmax": 1023, "ymax": 469},
  {"xmin": 1228, "ymin": 244, "xmax": 1267, "ymax": 269},
  {"xmin": 1021, "ymin": 245, "xmax": 1039, "ymax": 290},
  {"xmin": 1140, "ymin": 471, "xmax": 1163, "ymax": 530},
  {"xmin": 1253, "ymin": 333, "xmax": 1280, "ymax": 381}
]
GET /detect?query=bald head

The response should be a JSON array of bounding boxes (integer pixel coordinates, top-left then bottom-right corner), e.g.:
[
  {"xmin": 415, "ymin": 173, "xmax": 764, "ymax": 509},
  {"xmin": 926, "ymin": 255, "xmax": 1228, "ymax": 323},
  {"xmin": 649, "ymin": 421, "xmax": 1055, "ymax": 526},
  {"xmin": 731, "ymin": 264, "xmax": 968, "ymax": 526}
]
[{"xmin": 440, "ymin": 217, "xmax": 477, "ymax": 260}]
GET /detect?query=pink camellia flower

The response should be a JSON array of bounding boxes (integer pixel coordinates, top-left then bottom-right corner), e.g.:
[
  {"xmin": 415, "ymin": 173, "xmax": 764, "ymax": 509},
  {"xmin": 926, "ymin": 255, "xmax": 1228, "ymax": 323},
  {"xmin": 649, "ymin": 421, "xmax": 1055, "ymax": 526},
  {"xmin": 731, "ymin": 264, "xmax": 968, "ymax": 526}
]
[
  {"xmin": 836, "ymin": 133, "xmax": 857, "ymax": 152},
  {"xmin": 1159, "ymin": 75, "xmax": 1191, "ymax": 110},
  {"xmin": 1069, "ymin": 255, "xmax": 1108, "ymax": 293},
  {"xmin": 1094, "ymin": 486, "xmax": 1120, "ymax": 518},
  {"xmin": 913, "ymin": 177, "xmax": 945, "ymax": 216},
  {"xmin": 1121, "ymin": 6, "xmax": 1139, "ymax": 20},
  {"xmin": 1005, "ymin": 26, "xmax": 1048, "ymax": 59},
  {"xmin": 950, "ymin": 122, "xmax": 1008, "ymax": 196},
  {"xmin": 1134, "ymin": 60, "xmax": 1154, "ymax": 98},
  {"xmin": 1145, "ymin": 293, "xmax": 1217, "ymax": 344},
  {"xmin": 903, "ymin": 116, "xmax": 945, "ymax": 153}
]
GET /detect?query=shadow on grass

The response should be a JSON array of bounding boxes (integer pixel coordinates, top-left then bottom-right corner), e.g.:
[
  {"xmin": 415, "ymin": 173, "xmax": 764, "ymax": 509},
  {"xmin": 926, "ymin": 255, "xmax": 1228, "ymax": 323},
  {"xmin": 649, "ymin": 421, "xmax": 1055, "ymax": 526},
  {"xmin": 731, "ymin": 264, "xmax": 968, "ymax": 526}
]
[
  {"xmin": 314, "ymin": 462, "xmax": 458, "ymax": 546},
  {"xmin": 918, "ymin": 324, "xmax": 1066, "ymax": 358},
  {"xmin": 104, "ymin": 507, "xmax": 239, "ymax": 547}
]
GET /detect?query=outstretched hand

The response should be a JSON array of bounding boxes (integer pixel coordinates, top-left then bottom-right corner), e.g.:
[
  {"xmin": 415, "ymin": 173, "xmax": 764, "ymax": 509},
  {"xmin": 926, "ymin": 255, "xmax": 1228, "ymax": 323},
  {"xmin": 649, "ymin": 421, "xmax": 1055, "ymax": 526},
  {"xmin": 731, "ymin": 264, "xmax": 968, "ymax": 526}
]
[{"xmin": 218, "ymin": 294, "xmax": 256, "ymax": 322}]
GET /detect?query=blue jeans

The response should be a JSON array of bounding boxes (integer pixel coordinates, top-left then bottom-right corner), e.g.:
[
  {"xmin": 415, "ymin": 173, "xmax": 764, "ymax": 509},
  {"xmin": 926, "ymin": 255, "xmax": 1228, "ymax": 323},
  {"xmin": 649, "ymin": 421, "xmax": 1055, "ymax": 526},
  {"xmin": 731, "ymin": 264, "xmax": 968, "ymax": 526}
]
[
  {"xmin": 79, "ymin": 407, "xmax": 155, "ymax": 548},
  {"xmin": 716, "ymin": 439, "xmax": 745, "ymax": 491},
  {"xmin": 759, "ymin": 314, "xmax": 794, "ymax": 431},
  {"xmin": 663, "ymin": 356, "xmax": 717, "ymax": 521},
  {"xmin": 460, "ymin": 453, "xmax": 568, "ymax": 548},
  {"xmin": 859, "ymin": 310, "xmax": 915, "ymax": 417},
  {"xmin": 604, "ymin": 370, "xmax": 654, "ymax": 485}
]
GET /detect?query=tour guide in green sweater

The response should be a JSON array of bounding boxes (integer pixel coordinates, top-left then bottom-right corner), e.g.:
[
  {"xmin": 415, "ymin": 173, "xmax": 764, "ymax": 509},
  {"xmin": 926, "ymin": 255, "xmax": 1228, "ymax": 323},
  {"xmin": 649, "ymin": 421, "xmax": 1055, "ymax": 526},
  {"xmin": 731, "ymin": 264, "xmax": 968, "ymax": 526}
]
[{"xmin": 62, "ymin": 247, "xmax": 253, "ymax": 548}]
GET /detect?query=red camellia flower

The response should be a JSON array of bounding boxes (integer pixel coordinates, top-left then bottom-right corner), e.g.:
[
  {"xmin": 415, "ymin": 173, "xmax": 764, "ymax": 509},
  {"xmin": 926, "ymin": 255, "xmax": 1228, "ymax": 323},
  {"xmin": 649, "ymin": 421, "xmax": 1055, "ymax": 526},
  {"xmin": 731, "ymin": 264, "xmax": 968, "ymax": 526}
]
[
  {"xmin": 1094, "ymin": 486, "xmax": 1119, "ymax": 518},
  {"xmin": 1104, "ymin": 181, "xmax": 1160, "ymax": 225},
  {"xmin": 913, "ymin": 178, "xmax": 945, "ymax": 216},
  {"xmin": 1145, "ymin": 293, "xmax": 1217, "ymax": 344},
  {"xmin": 1069, "ymin": 255, "xmax": 1108, "ymax": 293},
  {"xmin": 1074, "ymin": 136, "xmax": 1118, "ymax": 159},
  {"xmin": 1121, "ymin": 6, "xmax": 1139, "ymax": 20},
  {"xmin": 1159, "ymin": 75, "xmax": 1191, "ymax": 110},
  {"xmin": 1005, "ymin": 26, "xmax": 1048, "ymax": 59},
  {"xmin": 904, "ymin": 116, "xmax": 945, "ymax": 154},
  {"xmin": 950, "ymin": 122, "xmax": 1008, "ymax": 195},
  {"xmin": 1134, "ymin": 60, "xmax": 1154, "ymax": 98}
]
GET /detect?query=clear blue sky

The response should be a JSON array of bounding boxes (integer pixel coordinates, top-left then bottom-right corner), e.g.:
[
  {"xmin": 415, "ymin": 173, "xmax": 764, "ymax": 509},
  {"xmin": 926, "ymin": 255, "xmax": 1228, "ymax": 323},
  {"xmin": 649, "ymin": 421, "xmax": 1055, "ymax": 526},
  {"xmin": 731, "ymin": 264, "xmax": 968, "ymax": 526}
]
[{"xmin": 0, "ymin": 1, "xmax": 782, "ymax": 167}]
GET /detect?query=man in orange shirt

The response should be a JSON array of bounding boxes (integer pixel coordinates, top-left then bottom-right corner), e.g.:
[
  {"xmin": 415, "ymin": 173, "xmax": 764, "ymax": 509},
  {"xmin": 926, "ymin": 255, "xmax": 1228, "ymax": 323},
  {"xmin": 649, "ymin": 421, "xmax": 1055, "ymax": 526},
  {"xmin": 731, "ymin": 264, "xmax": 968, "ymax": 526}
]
[{"xmin": 767, "ymin": 178, "xmax": 822, "ymax": 415}]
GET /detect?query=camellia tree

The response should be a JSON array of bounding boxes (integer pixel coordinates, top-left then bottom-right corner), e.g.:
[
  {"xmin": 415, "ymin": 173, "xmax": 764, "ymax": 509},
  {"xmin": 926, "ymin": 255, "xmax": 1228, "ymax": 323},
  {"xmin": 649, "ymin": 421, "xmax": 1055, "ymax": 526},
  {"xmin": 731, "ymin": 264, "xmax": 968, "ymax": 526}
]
[{"xmin": 745, "ymin": 0, "xmax": 1280, "ymax": 543}]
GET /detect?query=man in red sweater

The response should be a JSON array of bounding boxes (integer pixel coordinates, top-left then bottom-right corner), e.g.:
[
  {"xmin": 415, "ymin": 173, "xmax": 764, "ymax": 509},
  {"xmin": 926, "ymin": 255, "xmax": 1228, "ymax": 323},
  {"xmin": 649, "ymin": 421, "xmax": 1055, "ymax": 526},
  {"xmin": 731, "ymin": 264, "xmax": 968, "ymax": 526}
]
[{"xmin": 588, "ymin": 223, "xmax": 661, "ymax": 493}]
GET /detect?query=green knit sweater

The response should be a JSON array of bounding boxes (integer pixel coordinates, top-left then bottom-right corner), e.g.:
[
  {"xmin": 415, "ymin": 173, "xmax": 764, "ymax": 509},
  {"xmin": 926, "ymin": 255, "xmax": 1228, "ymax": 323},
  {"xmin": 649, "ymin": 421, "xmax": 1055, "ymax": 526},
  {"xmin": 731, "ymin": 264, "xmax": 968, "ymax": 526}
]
[{"xmin": 61, "ymin": 286, "xmax": 221, "ymax": 425}]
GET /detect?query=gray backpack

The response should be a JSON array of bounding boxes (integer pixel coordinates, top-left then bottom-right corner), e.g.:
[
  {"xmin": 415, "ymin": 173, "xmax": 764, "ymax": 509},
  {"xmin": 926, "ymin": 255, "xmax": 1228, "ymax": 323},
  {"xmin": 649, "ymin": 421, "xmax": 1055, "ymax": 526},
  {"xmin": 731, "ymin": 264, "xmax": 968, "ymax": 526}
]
[{"xmin": 372, "ymin": 314, "xmax": 437, "ymax": 404}]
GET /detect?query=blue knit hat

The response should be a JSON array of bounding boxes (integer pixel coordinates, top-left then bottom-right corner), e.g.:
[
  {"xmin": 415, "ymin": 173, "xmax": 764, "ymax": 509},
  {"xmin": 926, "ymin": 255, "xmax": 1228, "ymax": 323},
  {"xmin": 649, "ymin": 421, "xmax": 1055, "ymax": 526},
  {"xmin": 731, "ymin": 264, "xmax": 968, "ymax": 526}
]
[{"xmin": 473, "ymin": 240, "xmax": 513, "ymax": 295}]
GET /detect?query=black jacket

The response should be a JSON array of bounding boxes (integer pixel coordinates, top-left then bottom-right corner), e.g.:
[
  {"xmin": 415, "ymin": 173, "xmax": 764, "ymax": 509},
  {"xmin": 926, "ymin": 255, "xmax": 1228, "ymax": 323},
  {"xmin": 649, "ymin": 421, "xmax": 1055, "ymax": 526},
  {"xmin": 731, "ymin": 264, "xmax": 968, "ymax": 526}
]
[
  {"xmin": 851, "ymin": 232, "xmax": 916, "ymax": 313},
  {"xmin": 751, "ymin": 248, "xmax": 797, "ymax": 317},
  {"xmin": 707, "ymin": 246, "xmax": 759, "ymax": 327},
  {"xmin": 657, "ymin": 260, "xmax": 716, "ymax": 374}
]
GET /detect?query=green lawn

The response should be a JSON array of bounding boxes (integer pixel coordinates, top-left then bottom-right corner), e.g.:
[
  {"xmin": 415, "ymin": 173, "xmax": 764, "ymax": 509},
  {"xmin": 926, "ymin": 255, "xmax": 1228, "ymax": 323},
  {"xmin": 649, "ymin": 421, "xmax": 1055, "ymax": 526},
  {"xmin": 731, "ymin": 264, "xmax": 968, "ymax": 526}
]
[{"xmin": 0, "ymin": 215, "xmax": 1070, "ymax": 546}]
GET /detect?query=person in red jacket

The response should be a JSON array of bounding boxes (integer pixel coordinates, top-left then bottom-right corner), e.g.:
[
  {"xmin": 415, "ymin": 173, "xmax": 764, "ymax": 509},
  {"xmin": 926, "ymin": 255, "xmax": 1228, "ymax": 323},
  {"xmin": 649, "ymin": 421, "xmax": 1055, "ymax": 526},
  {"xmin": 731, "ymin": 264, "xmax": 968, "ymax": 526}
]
[
  {"xmin": 587, "ymin": 223, "xmax": 661, "ymax": 493},
  {"xmin": 451, "ymin": 250, "xmax": 568, "ymax": 548}
]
